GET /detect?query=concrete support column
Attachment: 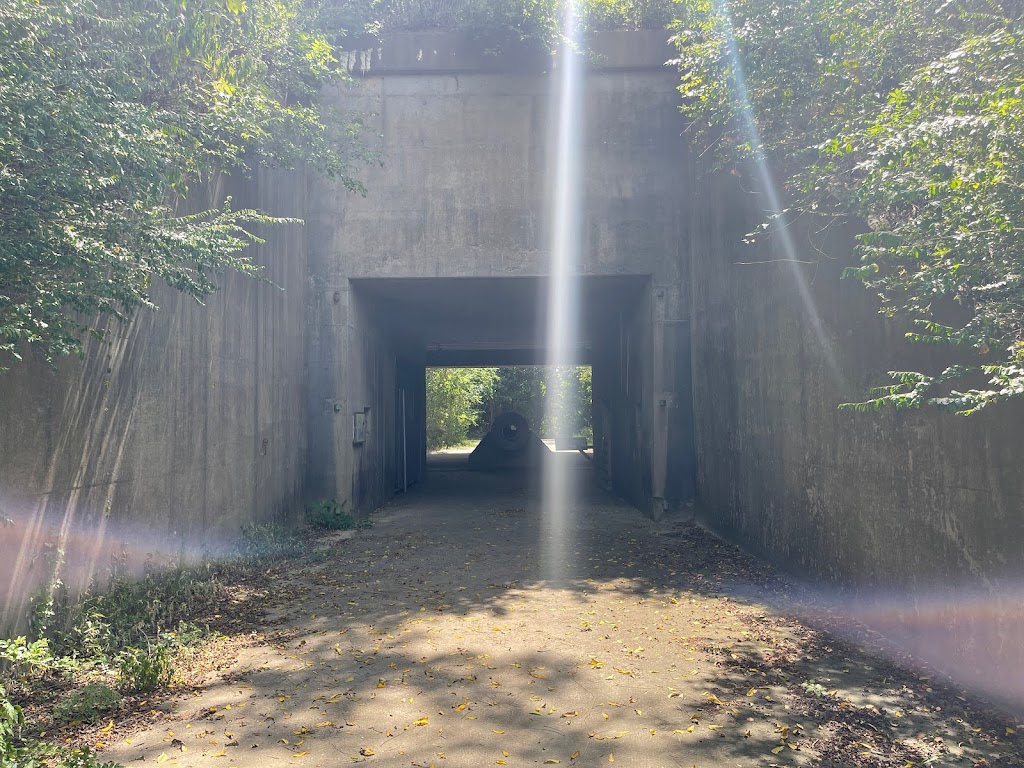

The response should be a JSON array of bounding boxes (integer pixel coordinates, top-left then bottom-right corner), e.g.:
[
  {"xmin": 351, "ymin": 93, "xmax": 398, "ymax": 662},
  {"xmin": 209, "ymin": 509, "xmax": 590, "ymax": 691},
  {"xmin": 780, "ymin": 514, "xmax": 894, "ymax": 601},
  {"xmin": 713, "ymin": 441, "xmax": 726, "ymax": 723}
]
[{"xmin": 649, "ymin": 283, "xmax": 696, "ymax": 518}]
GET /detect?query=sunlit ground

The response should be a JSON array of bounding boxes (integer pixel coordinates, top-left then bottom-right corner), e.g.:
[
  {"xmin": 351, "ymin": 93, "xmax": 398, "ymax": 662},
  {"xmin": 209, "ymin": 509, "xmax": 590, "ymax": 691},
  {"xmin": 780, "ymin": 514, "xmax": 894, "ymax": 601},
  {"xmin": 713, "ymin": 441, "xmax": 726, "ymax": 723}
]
[{"xmin": 90, "ymin": 468, "xmax": 1022, "ymax": 768}]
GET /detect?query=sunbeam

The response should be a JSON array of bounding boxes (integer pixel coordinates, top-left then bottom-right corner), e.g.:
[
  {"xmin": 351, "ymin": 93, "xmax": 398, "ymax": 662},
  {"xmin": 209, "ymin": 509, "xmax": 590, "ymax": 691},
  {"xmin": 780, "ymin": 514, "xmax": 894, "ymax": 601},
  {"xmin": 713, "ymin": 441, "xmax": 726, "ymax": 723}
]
[
  {"xmin": 714, "ymin": 0, "xmax": 843, "ymax": 383},
  {"xmin": 541, "ymin": 1, "xmax": 585, "ymax": 587}
]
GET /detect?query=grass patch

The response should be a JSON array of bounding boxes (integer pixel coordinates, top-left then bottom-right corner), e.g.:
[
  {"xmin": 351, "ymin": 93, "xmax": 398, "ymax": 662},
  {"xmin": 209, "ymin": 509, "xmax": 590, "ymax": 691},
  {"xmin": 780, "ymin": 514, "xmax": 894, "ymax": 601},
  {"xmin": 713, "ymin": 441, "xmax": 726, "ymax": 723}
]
[
  {"xmin": 2, "ymin": 519, "xmax": 316, "ymax": 766},
  {"xmin": 306, "ymin": 499, "xmax": 372, "ymax": 531}
]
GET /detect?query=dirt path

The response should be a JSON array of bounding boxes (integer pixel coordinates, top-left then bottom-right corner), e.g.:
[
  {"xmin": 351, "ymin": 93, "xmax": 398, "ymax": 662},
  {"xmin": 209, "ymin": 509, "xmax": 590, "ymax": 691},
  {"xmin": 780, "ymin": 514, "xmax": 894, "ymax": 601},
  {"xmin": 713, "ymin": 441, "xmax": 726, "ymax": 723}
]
[{"xmin": 103, "ymin": 462, "xmax": 1022, "ymax": 768}]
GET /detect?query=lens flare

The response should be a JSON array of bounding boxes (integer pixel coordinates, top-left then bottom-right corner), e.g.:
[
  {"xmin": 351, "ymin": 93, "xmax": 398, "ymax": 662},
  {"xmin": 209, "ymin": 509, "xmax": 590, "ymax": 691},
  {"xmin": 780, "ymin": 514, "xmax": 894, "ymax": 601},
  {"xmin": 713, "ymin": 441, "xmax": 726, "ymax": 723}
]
[
  {"xmin": 541, "ymin": 2, "xmax": 585, "ymax": 586},
  {"xmin": 714, "ymin": 0, "xmax": 842, "ymax": 382}
]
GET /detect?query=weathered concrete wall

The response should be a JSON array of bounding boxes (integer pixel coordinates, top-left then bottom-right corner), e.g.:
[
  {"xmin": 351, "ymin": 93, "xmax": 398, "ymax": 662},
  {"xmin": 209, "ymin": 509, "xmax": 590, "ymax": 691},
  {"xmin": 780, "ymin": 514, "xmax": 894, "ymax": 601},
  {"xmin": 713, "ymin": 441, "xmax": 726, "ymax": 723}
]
[
  {"xmin": 689, "ymin": 171, "xmax": 1024, "ymax": 704},
  {"xmin": 305, "ymin": 31, "xmax": 696, "ymax": 514},
  {"xmin": 0, "ymin": 170, "xmax": 309, "ymax": 630}
]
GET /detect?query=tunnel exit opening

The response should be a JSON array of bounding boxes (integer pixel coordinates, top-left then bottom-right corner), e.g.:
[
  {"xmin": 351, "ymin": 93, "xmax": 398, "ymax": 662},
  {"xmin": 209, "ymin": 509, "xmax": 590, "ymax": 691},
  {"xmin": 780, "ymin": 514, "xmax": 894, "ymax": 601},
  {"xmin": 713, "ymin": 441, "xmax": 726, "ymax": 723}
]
[{"xmin": 424, "ymin": 364, "xmax": 593, "ymax": 473}]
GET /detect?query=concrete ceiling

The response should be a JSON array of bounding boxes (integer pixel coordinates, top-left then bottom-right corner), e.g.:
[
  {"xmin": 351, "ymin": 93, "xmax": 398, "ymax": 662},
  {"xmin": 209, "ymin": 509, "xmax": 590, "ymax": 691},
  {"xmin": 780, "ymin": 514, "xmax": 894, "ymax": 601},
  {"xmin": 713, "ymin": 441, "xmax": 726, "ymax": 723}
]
[{"xmin": 351, "ymin": 275, "xmax": 648, "ymax": 366}]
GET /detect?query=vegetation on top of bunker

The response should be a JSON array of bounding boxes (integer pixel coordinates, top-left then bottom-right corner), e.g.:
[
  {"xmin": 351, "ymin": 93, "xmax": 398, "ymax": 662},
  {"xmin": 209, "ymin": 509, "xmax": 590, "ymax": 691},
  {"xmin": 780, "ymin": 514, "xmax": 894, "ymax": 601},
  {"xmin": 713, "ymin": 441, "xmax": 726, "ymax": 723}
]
[{"xmin": 671, "ymin": 0, "xmax": 1024, "ymax": 413}]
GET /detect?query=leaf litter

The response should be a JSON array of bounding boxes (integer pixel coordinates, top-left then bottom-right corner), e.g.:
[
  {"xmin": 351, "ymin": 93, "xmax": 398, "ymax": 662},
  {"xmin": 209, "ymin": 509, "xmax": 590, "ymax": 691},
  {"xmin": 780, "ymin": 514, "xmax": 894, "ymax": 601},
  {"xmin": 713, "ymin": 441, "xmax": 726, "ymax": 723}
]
[{"xmin": 83, "ymin": 476, "xmax": 1024, "ymax": 768}]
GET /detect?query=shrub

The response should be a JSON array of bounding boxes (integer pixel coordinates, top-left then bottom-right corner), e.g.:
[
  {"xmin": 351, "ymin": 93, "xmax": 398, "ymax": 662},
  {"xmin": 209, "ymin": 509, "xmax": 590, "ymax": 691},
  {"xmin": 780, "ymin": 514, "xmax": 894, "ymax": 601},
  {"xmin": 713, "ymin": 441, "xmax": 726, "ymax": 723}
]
[
  {"xmin": 52, "ymin": 684, "xmax": 121, "ymax": 725},
  {"xmin": 237, "ymin": 522, "xmax": 305, "ymax": 561},
  {"xmin": 117, "ymin": 644, "xmax": 172, "ymax": 694},
  {"xmin": 306, "ymin": 500, "xmax": 370, "ymax": 531}
]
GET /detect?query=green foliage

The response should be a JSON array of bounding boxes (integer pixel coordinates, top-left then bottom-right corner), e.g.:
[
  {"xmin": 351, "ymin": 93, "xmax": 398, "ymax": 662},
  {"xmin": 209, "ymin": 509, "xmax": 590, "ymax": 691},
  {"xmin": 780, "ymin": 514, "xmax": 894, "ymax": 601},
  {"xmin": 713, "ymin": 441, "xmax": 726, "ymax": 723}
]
[
  {"xmin": 1, "ymin": 683, "xmax": 28, "ymax": 760},
  {"xmin": 40, "ymin": 564, "xmax": 220, "ymax": 658},
  {"xmin": 305, "ymin": 499, "xmax": 371, "ymax": 531},
  {"xmin": 0, "ymin": 0, "xmax": 372, "ymax": 368},
  {"xmin": 117, "ymin": 643, "xmax": 171, "ymax": 694},
  {"xmin": 52, "ymin": 683, "xmax": 121, "ymax": 725},
  {"xmin": 545, "ymin": 366, "xmax": 593, "ymax": 440},
  {"xmin": 478, "ymin": 366, "xmax": 547, "ymax": 436},
  {"xmin": 426, "ymin": 367, "xmax": 499, "ymax": 449},
  {"xmin": 428, "ymin": 366, "xmax": 593, "ymax": 448},
  {"xmin": 671, "ymin": 0, "xmax": 1024, "ymax": 413},
  {"xmin": 800, "ymin": 679, "xmax": 830, "ymax": 697},
  {"xmin": 477, "ymin": 366, "xmax": 592, "ymax": 439},
  {"xmin": 0, "ymin": 637, "xmax": 77, "ymax": 683},
  {"xmin": 2, "ymin": 681, "xmax": 119, "ymax": 764},
  {"xmin": 365, "ymin": 0, "xmax": 674, "ymax": 47},
  {"xmin": 236, "ymin": 521, "xmax": 306, "ymax": 562}
]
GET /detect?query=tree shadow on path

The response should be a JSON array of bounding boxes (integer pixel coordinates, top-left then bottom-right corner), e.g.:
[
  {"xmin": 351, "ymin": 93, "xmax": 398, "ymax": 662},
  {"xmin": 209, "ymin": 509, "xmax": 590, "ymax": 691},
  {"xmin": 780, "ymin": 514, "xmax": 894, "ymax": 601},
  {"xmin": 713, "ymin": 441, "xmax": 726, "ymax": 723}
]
[{"xmin": 101, "ymin": 463, "xmax": 1023, "ymax": 768}]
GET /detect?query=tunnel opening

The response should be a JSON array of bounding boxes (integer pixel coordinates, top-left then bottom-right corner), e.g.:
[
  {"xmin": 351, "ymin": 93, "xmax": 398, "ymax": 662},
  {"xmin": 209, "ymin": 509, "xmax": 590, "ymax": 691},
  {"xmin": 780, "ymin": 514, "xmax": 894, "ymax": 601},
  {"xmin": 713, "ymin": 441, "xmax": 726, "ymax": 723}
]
[
  {"xmin": 341, "ymin": 275, "xmax": 691, "ymax": 517},
  {"xmin": 424, "ymin": 364, "xmax": 593, "ymax": 473}
]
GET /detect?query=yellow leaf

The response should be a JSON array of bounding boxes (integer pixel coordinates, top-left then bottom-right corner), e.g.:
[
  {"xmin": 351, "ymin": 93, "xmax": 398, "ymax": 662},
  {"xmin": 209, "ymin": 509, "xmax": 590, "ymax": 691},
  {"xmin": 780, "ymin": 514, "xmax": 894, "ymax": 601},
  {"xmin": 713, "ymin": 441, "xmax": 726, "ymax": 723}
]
[
  {"xmin": 503, "ymin": 751, "xmax": 509, "ymax": 757},
  {"xmin": 492, "ymin": 729, "xmax": 505, "ymax": 735},
  {"xmin": 360, "ymin": 748, "xmax": 376, "ymax": 756},
  {"xmin": 292, "ymin": 752, "xmax": 309, "ymax": 758},
  {"xmin": 544, "ymin": 760, "xmax": 561, "ymax": 764},
  {"xmin": 497, "ymin": 762, "xmax": 507, "ymax": 765},
  {"xmin": 771, "ymin": 746, "xmax": 785, "ymax": 754},
  {"xmin": 156, "ymin": 754, "xmax": 169, "ymax": 764},
  {"xmin": 571, "ymin": 752, "xmax": 580, "ymax": 760},
  {"xmin": 746, "ymin": 688, "xmax": 756, "ymax": 697},
  {"xmin": 1008, "ymin": 728, "xmax": 1017, "ymax": 736},
  {"xmin": 704, "ymin": 693, "xmax": 724, "ymax": 706},
  {"xmin": 454, "ymin": 703, "xmax": 468, "ymax": 712},
  {"xmin": 315, "ymin": 721, "xmax": 333, "ymax": 728},
  {"xmin": 609, "ymin": 755, "xmax": 615, "ymax": 763},
  {"xmin": 413, "ymin": 717, "xmax": 429, "ymax": 726},
  {"xmin": 100, "ymin": 720, "xmax": 114, "ymax": 734}
]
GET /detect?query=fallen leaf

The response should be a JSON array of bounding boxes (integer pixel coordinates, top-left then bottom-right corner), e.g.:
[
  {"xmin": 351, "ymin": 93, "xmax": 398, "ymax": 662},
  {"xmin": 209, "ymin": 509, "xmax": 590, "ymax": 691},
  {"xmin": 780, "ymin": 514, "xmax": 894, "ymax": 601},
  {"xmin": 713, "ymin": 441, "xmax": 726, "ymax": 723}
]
[
  {"xmin": 771, "ymin": 746, "xmax": 785, "ymax": 754},
  {"xmin": 571, "ymin": 751, "xmax": 580, "ymax": 760},
  {"xmin": 100, "ymin": 721, "xmax": 114, "ymax": 734},
  {"xmin": 292, "ymin": 752, "xmax": 308, "ymax": 758},
  {"xmin": 360, "ymin": 747, "xmax": 376, "ymax": 756},
  {"xmin": 413, "ymin": 717, "xmax": 429, "ymax": 726}
]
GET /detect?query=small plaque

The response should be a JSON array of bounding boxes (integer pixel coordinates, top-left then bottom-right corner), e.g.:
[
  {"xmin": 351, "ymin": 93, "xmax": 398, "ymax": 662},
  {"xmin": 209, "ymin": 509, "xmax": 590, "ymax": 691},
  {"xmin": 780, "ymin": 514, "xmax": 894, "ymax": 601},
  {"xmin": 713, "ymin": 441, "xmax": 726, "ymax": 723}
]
[{"xmin": 353, "ymin": 410, "xmax": 368, "ymax": 444}]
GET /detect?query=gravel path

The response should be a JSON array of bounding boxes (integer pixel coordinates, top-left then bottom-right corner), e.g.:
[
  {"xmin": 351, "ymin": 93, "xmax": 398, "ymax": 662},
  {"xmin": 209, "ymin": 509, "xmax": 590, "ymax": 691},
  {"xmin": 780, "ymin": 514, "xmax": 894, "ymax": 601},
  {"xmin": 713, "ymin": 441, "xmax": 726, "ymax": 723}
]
[{"xmin": 103, "ymin": 459, "xmax": 1022, "ymax": 768}]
